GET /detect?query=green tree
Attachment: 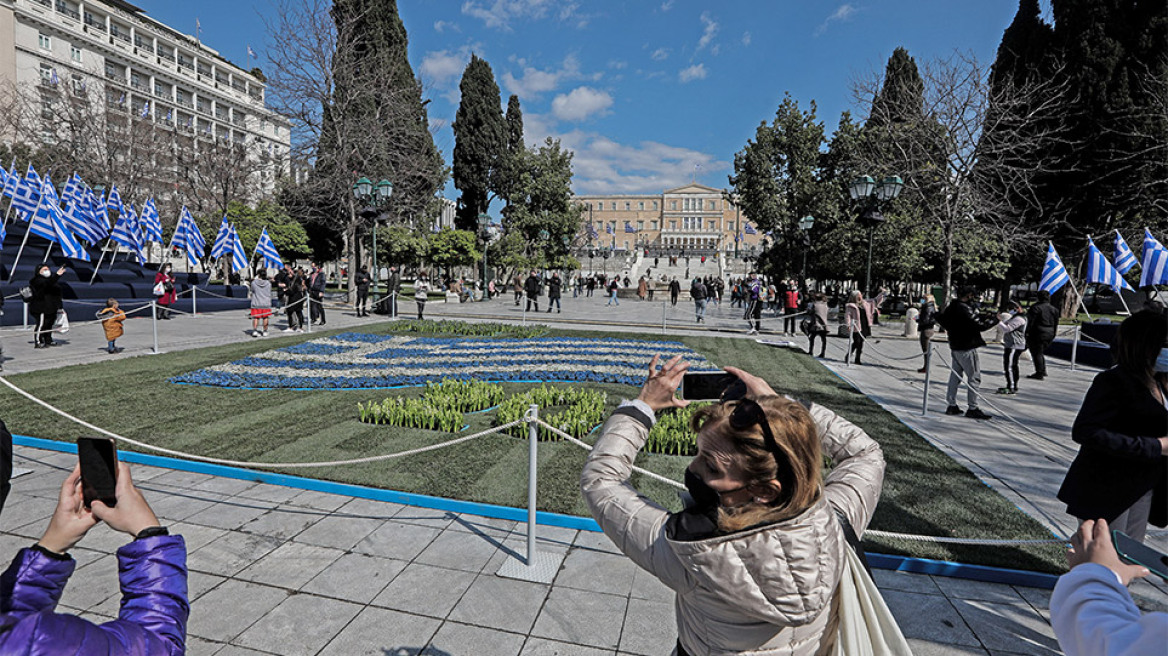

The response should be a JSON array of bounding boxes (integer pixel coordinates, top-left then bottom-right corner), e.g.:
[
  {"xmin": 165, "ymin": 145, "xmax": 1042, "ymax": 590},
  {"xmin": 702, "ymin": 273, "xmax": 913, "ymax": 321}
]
[
  {"xmin": 193, "ymin": 201, "xmax": 311, "ymax": 275},
  {"xmin": 426, "ymin": 228, "xmax": 480, "ymax": 275},
  {"xmin": 376, "ymin": 224, "xmax": 428, "ymax": 269},
  {"xmin": 495, "ymin": 94, "xmax": 525, "ymax": 215},
  {"xmin": 494, "ymin": 138, "xmax": 584, "ymax": 272},
  {"xmin": 452, "ymin": 55, "xmax": 506, "ymax": 231}
]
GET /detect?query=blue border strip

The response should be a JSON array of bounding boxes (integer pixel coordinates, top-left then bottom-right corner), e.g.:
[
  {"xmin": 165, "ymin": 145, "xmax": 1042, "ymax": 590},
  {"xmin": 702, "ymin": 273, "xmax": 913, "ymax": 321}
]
[{"xmin": 13, "ymin": 435, "xmax": 1061, "ymax": 588}]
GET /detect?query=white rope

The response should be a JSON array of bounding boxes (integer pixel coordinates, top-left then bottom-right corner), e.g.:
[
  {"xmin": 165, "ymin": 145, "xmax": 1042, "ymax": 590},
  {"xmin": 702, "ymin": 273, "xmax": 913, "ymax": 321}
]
[
  {"xmin": 864, "ymin": 529, "xmax": 1066, "ymax": 545},
  {"xmin": 0, "ymin": 302, "xmax": 155, "ymax": 340},
  {"xmin": 0, "ymin": 375, "xmax": 522, "ymax": 468},
  {"xmin": 532, "ymin": 417, "xmax": 687, "ymax": 490}
]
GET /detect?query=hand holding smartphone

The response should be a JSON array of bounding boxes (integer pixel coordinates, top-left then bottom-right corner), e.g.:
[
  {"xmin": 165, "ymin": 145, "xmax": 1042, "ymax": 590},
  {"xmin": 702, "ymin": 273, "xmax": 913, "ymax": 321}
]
[
  {"xmin": 680, "ymin": 372, "xmax": 746, "ymax": 402},
  {"xmin": 77, "ymin": 437, "xmax": 118, "ymax": 509},
  {"xmin": 1113, "ymin": 530, "xmax": 1168, "ymax": 582}
]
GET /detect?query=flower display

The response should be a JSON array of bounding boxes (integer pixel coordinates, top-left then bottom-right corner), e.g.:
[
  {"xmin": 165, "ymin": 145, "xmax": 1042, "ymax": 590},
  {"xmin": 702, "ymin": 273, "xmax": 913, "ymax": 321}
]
[{"xmin": 172, "ymin": 333, "xmax": 718, "ymax": 390}]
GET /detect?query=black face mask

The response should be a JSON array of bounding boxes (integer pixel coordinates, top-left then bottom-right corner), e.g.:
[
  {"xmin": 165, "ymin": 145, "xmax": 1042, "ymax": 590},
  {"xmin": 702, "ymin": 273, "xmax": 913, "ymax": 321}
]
[{"xmin": 684, "ymin": 468, "xmax": 721, "ymax": 510}]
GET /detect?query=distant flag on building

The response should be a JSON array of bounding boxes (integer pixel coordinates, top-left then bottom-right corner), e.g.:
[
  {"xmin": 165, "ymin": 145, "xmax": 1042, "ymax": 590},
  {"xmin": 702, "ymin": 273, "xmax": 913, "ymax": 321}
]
[
  {"xmin": 140, "ymin": 100, "xmax": 150, "ymax": 118},
  {"xmin": 1086, "ymin": 238, "xmax": 1133, "ymax": 292},
  {"xmin": 624, "ymin": 221, "xmax": 636, "ymax": 233},
  {"xmin": 105, "ymin": 184, "xmax": 125, "ymax": 216},
  {"xmin": 1114, "ymin": 230, "xmax": 1138, "ymax": 274},
  {"xmin": 139, "ymin": 198, "xmax": 163, "ymax": 244},
  {"xmin": 110, "ymin": 204, "xmax": 145, "ymax": 263},
  {"xmin": 253, "ymin": 227, "xmax": 283, "ymax": 268},
  {"xmin": 210, "ymin": 216, "xmax": 231, "ymax": 258},
  {"xmin": 1139, "ymin": 228, "xmax": 1168, "ymax": 288},
  {"xmin": 229, "ymin": 225, "xmax": 248, "ymax": 272},
  {"xmin": 49, "ymin": 68, "xmax": 59, "ymax": 86},
  {"xmin": 744, "ymin": 223, "xmax": 757, "ymax": 235},
  {"xmin": 10, "ymin": 164, "xmax": 43, "ymax": 216},
  {"xmin": 247, "ymin": 45, "xmax": 257, "ymax": 58},
  {"xmin": 1039, "ymin": 242, "xmax": 1070, "ymax": 294},
  {"xmin": 588, "ymin": 224, "xmax": 599, "ymax": 240},
  {"xmin": 605, "ymin": 223, "xmax": 614, "ymax": 235}
]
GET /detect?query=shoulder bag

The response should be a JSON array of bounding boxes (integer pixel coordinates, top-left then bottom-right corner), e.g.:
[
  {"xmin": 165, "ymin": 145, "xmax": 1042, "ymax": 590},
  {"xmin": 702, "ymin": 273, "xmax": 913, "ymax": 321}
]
[{"xmin": 830, "ymin": 513, "xmax": 912, "ymax": 655}]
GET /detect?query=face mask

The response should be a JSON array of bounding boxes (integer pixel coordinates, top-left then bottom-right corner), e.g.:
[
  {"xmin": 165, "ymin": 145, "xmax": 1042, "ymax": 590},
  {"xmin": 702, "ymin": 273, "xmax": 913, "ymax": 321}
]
[
  {"xmin": 683, "ymin": 468, "xmax": 721, "ymax": 510},
  {"xmin": 39, "ymin": 270, "xmax": 50, "ymax": 278},
  {"xmin": 1154, "ymin": 348, "xmax": 1168, "ymax": 374}
]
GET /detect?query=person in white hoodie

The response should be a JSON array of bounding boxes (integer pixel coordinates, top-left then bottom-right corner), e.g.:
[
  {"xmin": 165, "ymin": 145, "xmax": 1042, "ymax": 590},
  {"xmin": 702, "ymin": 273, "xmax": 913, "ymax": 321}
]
[
  {"xmin": 581, "ymin": 356, "xmax": 889, "ymax": 655},
  {"xmin": 1050, "ymin": 518, "xmax": 1167, "ymax": 656},
  {"xmin": 996, "ymin": 300, "xmax": 1028, "ymax": 395}
]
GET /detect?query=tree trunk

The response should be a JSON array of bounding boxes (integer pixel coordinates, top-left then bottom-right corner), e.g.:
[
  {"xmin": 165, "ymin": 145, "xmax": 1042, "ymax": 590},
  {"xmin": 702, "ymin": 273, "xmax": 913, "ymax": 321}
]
[
  {"xmin": 345, "ymin": 198, "xmax": 358, "ymax": 304},
  {"xmin": 941, "ymin": 225, "xmax": 954, "ymax": 308}
]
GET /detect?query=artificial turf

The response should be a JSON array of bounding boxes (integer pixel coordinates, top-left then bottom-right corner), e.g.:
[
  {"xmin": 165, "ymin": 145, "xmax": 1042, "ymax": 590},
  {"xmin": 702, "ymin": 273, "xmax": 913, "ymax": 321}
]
[{"xmin": 0, "ymin": 321, "xmax": 1067, "ymax": 573}]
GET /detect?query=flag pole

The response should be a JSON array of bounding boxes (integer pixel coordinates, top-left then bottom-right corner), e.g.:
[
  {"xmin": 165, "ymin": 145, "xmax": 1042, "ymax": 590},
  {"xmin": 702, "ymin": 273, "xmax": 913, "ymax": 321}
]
[
  {"xmin": 88, "ymin": 243, "xmax": 108, "ymax": 284},
  {"xmin": 107, "ymin": 242, "xmax": 121, "ymax": 270},
  {"xmin": 1065, "ymin": 277, "xmax": 1093, "ymax": 323}
]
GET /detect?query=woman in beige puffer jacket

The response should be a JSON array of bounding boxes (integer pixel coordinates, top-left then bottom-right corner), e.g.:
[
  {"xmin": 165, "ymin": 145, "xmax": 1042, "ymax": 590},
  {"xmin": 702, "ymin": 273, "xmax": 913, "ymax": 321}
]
[{"xmin": 581, "ymin": 358, "xmax": 886, "ymax": 656}]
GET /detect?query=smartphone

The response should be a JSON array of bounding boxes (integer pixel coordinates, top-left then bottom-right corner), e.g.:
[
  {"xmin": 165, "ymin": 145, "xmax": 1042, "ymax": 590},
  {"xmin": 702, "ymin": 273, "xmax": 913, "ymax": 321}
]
[
  {"xmin": 77, "ymin": 437, "xmax": 118, "ymax": 509},
  {"xmin": 681, "ymin": 372, "xmax": 738, "ymax": 401},
  {"xmin": 1113, "ymin": 530, "xmax": 1168, "ymax": 582}
]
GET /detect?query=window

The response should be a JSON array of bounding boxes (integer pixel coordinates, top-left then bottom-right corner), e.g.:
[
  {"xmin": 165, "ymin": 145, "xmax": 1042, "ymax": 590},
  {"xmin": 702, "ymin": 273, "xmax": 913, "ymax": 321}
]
[
  {"xmin": 650, "ymin": 221, "xmax": 658, "ymax": 230},
  {"xmin": 653, "ymin": 201, "xmax": 659, "ymax": 210},
  {"xmin": 71, "ymin": 74, "xmax": 85, "ymax": 96},
  {"xmin": 670, "ymin": 221, "xmax": 677, "ymax": 229},
  {"xmin": 708, "ymin": 220, "xmax": 716, "ymax": 230},
  {"xmin": 38, "ymin": 33, "xmax": 52, "ymax": 50},
  {"xmin": 637, "ymin": 221, "xmax": 645, "ymax": 231},
  {"xmin": 670, "ymin": 201, "xmax": 677, "ymax": 210},
  {"xmin": 611, "ymin": 202, "xmax": 616, "ymax": 210},
  {"xmin": 729, "ymin": 221, "xmax": 735, "ymax": 231},
  {"xmin": 39, "ymin": 63, "xmax": 55, "ymax": 86},
  {"xmin": 683, "ymin": 198, "xmax": 689, "ymax": 210},
  {"xmin": 709, "ymin": 200, "xmax": 717, "ymax": 210},
  {"xmin": 70, "ymin": 45, "xmax": 82, "ymax": 62},
  {"xmin": 41, "ymin": 98, "xmax": 53, "ymax": 119},
  {"xmin": 638, "ymin": 201, "xmax": 645, "ymax": 210},
  {"xmin": 625, "ymin": 201, "xmax": 630, "ymax": 211}
]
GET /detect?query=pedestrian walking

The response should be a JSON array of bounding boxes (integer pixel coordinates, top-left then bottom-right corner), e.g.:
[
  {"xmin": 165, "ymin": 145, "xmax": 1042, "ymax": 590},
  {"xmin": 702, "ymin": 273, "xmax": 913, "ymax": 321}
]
[
  {"xmin": 605, "ymin": 278, "xmax": 620, "ymax": 306},
  {"xmin": 152, "ymin": 263, "xmax": 176, "ymax": 320},
  {"xmin": 996, "ymin": 300, "xmax": 1027, "ymax": 394},
  {"xmin": 637, "ymin": 276, "xmax": 648, "ymax": 301},
  {"xmin": 586, "ymin": 275, "xmax": 596, "ymax": 297},
  {"xmin": 844, "ymin": 290, "xmax": 872, "ymax": 365},
  {"xmin": 546, "ymin": 273, "xmax": 562, "ymax": 313},
  {"xmin": 1026, "ymin": 290, "xmax": 1061, "ymax": 380},
  {"xmin": 916, "ymin": 295, "xmax": 937, "ymax": 373},
  {"xmin": 513, "ymin": 274, "xmax": 524, "ymax": 306},
  {"xmin": 414, "ymin": 272, "xmax": 430, "ymax": 320},
  {"xmin": 524, "ymin": 270, "xmax": 541, "ymax": 312},
  {"xmin": 1057, "ymin": 310, "xmax": 1168, "ymax": 543},
  {"xmin": 691, "ymin": 277, "xmax": 707, "ymax": 323},
  {"xmin": 807, "ymin": 293, "xmax": 830, "ymax": 358},
  {"xmin": 354, "ymin": 265, "xmax": 371, "ymax": 317},
  {"xmin": 96, "ymin": 298, "xmax": 125, "ymax": 354},
  {"xmin": 669, "ymin": 277, "xmax": 680, "ymax": 307},
  {"xmin": 308, "ymin": 263, "xmax": 327, "ymax": 325},
  {"xmin": 937, "ymin": 286, "xmax": 998, "ymax": 420},
  {"xmin": 744, "ymin": 274, "xmax": 763, "ymax": 335},
  {"xmin": 283, "ymin": 268, "xmax": 307, "ymax": 332},
  {"xmin": 273, "ymin": 263, "xmax": 292, "ymax": 309},
  {"xmin": 782, "ymin": 284, "xmax": 800, "ymax": 334}
]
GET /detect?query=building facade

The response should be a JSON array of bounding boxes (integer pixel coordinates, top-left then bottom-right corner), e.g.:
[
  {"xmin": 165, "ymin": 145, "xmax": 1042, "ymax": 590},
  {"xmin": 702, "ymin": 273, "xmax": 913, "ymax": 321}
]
[
  {"xmin": 0, "ymin": 0, "xmax": 290, "ymax": 202},
  {"xmin": 573, "ymin": 183, "xmax": 765, "ymax": 255}
]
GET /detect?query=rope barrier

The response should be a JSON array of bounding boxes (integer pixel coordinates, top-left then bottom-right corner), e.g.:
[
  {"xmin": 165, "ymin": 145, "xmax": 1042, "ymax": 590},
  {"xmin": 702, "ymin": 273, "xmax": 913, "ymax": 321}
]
[
  {"xmin": 531, "ymin": 418, "xmax": 687, "ymax": 490},
  {"xmin": 0, "ymin": 302, "xmax": 155, "ymax": 340}
]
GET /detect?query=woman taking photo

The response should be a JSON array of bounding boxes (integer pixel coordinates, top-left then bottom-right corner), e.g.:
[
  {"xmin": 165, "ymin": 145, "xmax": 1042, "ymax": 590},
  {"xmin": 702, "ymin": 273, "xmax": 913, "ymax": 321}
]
[
  {"xmin": 582, "ymin": 356, "xmax": 890, "ymax": 655},
  {"xmin": 1058, "ymin": 309, "xmax": 1168, "ymax": 542}
]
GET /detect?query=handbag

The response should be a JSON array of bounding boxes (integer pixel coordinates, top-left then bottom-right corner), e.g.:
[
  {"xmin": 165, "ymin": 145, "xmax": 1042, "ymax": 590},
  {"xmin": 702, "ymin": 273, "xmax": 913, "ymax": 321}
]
[
  {"xmin": 800, "ymin": 318, "xmax": 812, "ymax": 335},
  {"xmin": 52, "ymin": 310, "xmax": 70, "ymax": 334},
  {"xmin": 152, "ymin": 281, "xmax": 166, "ymax": 296},
  {"xmin": 19, "ymin": 286, "xmax": 32, "ymax": 302},
  {"xmin": 830, "ymin": 514, "xmax": 911, "ymax": 655}
]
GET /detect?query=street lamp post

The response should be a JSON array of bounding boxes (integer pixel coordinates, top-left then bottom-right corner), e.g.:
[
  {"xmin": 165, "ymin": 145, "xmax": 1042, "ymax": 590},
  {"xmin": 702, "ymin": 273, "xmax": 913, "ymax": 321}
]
[
  {"xmin": 798, "ymin": 215, "xmax": 815, "ymax": 283},
  {"xmin": 353, "ymin": 176, "xmax": 393, "ymax": 299},
  {"xmin": 848, "ymin": 175, "xmax": 903, "ymax": 298}
]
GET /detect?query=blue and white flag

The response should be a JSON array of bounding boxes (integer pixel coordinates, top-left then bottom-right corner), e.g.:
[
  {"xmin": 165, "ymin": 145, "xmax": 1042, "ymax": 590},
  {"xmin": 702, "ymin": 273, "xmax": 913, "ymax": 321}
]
[
  {"xmin": 110, "ymin": 204, "xmax": 145, "ymax": 263},
  {"xmin": 140, "ymin": 100, "xmax": 150, "ymax": 118},
  {"xmin": 253, "ymin": 227, "xmax": 283, "ymax": 268},
  {"xmin": 66, "ymin": 187, "xmax": 107, "ymax": 243},
  {"xmin": 31, "ymin": 177, "xmax": 90, "ymax": 261},
  {"xmin": 1086, "ymin": 238, "xmax": 1132, "ymax": 292},
  {"xmin": 229, "ymin": 225, "xmax": 248, "ymax": 272},
  {"xmin": 139, "ymin": 198, "xmax": 163, "ymax": 244},
  {"xmin": 10, "ymin": 164, "xmax": 43, "ymax": 216},
  {"xmin": 588, "ymin": 224, "xmax": 598, "ymax": 240},
  {"xmin": 210, "ymin": 216, "xmax": 231, "ymax": 258},
  {"xmin": 60, "ymin": 173, "xmax": 81, "ymax": 207},
  {"xmin": 173, "ymin": 207, "xmax": 206, "ymax": 267},
  {"xmin": 744, "ymin": 223, "xmax": 758, "ymax": 235},
  {"xmin": 1139, "ymin": 228, "xmax": 1168, "ymax": 288},
  {"xmin": 85, "ymin": 188, "xmax": 110, "ymax": 241},
  {"xmin": 605, "ymin": 223, "xmax": 614, "ymax": 235},
  {"xmin": 624, "ymin": 222, "xmax": 636, "ymax": 234},
  {"xmin": 0, "ymin": 163, "xmax": 8, "ymax": 191},
  {"xmin": 1114, "ymin": 230, "xmax": 1138, "ymax": 274},
  {"xmin": 105, "ymin": 184, "xmax": 125, "ymax": 216},
  {"xmin": 2, "ymin": 159, "xmax": 18, "ymax": 199},
  {"xmin": 62, "ymin": 183, "xmax": 92, "ymax": 240},
  {"xmin": 1039, "ymin": 242, "xmax": 1070, "ymax": 294}
]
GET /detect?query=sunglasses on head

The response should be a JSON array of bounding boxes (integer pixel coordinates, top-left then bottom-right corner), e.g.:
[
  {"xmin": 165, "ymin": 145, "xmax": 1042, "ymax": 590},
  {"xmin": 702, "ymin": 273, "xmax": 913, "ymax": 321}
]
[{"xmin": 727, "ymin": 398, "xmax": 780, "ymax": 458}]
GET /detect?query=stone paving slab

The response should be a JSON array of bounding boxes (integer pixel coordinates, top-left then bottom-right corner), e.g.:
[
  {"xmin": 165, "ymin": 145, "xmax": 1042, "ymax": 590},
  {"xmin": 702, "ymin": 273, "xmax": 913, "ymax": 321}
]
[{"xmin": 1, "ymin": 443, "xmax": 1069, "ymax": 655}]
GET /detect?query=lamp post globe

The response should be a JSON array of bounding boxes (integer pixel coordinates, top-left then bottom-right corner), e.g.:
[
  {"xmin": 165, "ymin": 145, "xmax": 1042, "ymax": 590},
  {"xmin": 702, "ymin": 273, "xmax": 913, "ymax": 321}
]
[
  {"xmin": 850, "ymin": 174, "xmax": 900, "ymax": 298},
  {"xmin": 353, "ymin": 176, "xmax": 373, "ymax": 199},
  {"xmin": 799, "ymin": 215, "xmax": 815, "ymax": 282},
  {"xmin": 376, "ymin": 179, "xmax": 393, "ymax": 202}
]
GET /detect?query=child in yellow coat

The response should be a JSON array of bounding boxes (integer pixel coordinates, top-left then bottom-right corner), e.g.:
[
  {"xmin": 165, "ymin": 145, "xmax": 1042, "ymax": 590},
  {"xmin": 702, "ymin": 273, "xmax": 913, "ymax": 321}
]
[{"xmin": 96, "ymin": 298, "xmax": 125, "ymax": 354}]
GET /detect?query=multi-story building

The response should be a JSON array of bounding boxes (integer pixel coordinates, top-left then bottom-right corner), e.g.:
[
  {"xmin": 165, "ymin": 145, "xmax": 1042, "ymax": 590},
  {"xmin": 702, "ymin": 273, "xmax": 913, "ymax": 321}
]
[
  {"xmin": 0, "ymin": 0, "xmax": 290, "ymax": 203},
  {"xmin": 573, "ymin": 183, "xmax": 765, "ymax": 255}
]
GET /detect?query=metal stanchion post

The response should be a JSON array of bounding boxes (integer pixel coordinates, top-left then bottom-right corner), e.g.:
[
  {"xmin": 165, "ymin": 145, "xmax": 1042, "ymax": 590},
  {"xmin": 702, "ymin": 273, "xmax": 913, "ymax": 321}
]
[
  {"xmin": 662, "ymin": 301, "xmax": 667, "ymax": 335},
  {"xmin": 1070, "ymin": 325, "xmax": 1079, "ymax": 371},
  {"xmin": 522, "ymin": 303, "xmax": 526, "ymax": 326},
  {"xmin": 306, "ymin": 298, "xmax": 313, "ymax": 333},
  {"xmin": 151, "ymin": 301, "xmax": 159, "ymax": 354},
  {"xmin": 497, "ymin": 403, "xmax": 562, "ymax": 583},
  {"xmin": 921, "ymin": 347, "xmax": 932, "ymax": 416},
  {"xmin": 525, "ymin": 403, "xmax": 539, "ymax": 565},
  {"xmin": 191, "ymin": 286, "xmax": 197, "ymax": 317},
  {"xmin": 846, "ymin": 324, "xmax": 853, "ymax": 368},
  {"xmin": 23, "ymin": 303, "xmax": 28, "ymax": 330}
]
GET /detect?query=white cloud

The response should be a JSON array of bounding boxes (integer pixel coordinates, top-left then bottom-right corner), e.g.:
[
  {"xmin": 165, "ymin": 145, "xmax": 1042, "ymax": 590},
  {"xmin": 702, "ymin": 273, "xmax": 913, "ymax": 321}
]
[
  {"xmin": 697, "ymin": 12, "xmax": 718, "ymax": 53},
  {"xmin": 461, "ymin": 0, "xmax": 586, "ymax": 31},
  {"xmin": 650, "ymin": 47, "xmax": 669, "ymax": 62},
  {"xmin": 558, "ymin": 130, "xmax": 729, "ymax": 194},
  {"xmin": 741, "ymin": 31, "xmax": 752, "ymax": 46},
  {"xmin": 660, "ymin": 0, "xmax": 675, "ymax": 11},
  {"xmin": 551, "ymin": 87, "xmax": 613, "ymax": 122},
  {"xmin": 501, "ymin": 53, "xmax": 588, "ymax": 99},
  {"xmin": 608, "ymin": 59, "xmax": 628, "ymax": 70},
  {"xmin": 420, "ymin": 49, "xmax": 470, "ymax": 85},
  {"xmin": 814, "ymin": 4, "xmax": 857, "ymax": 36},
  {"xmin": 433, "ymin": 20, "xmax": 460, "ymax": 33},
  {"xmin": 678, "ymin": 63, "xmax": 707, "ymax": 83}
]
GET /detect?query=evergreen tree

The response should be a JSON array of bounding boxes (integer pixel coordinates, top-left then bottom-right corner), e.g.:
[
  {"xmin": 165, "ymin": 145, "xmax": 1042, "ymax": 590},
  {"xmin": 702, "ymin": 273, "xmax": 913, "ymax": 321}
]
[
  {"xmin": 452, "ymin": 55, "xmax": 506, "ymax": 231},
  {"xmin": 496, "ymin": 94, "xmax": 525, "ymax": 214},
  {"xmin": 868, "ymin": 47, "xmax": 925, "ymax": 127}
]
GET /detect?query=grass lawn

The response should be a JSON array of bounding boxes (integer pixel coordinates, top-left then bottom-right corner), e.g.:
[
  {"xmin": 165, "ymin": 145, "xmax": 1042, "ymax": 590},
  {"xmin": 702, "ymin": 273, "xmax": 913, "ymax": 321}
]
[{"xmin": 0, "ymin": 322, "xmax": 1066, "ymax": 573}]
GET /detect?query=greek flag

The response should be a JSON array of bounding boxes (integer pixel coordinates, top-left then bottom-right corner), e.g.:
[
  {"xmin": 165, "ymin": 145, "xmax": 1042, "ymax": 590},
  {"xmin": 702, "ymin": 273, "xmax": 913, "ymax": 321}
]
[
  {"xmin": 69, "ymin": 187, "xmax": 109, "ymax": 243},
  {"xmin": 606, "ymin": 223, "xmax": 614, "ymax": 235},
  {"xmin": 0, "ymin": 164, "xmax": 8, "ymax": 191},
  {"xmin": 253, "ymin": 227, "xmax": 283, "ymax": 268},
  {"xmin": 624, "ymin": 222, "xmax": 636, "ymax": 233},
  {"xmin": 10, "ymin": 164, "xmax": 42, "ymax": 215},
  {"xmin": 176, "ymin": 208, "xmax": 206, "ymax": 266},
  {"xmin": 63, "ymin": 182, "xmax": 93, "ymax": 241},
  {"xmin": 210, "ymin": 216, "xmax": 231, "ymax": 258},
  {"xmin": 31, "ymin": 177, "xmax": 89, "ymax": 261},
  {"xmin": 86, "ymin": 188, "xmax": 110, "ymax": 241},
  {"xmin": 2, "ymin": 159, "xmax": 18, "ymax": 199},
  {"xmin": 229, "ymin": 225, "xmax": 248, "ymax": 272},
  {"xmin": 588, "ymin": 224, "xmax": 599, "ymax": 240},
  {"xmin": 744, "ymin": 223, "xmax": 758, "ymax": 235},
  {"xmin": 1086, "ymin": 238, "xmax": 1132, "ymax": 291},
  {"xmin": 105, "ymin": 184, "xmax": 125, "ymax": 216},
  {"xmin": 1114, "ymin": 230, "xmax": 1138, "ymax": 274},
  {"xmin": 60, "ymin": 173, "xmax": 81, "ymax": 207},
  {"xmin": 1039, "ymin": 242, "xmax": 1069, "ymax": 294},
  {"xmin": 110, "ymin": 204, "xmax": 145, "ymax": 263},
  {"xmin": 140, "ymin": 100, "xmax": 150, "ymax": 118},
  {"xmin": 139, "ymin": 198, "xmax": 163, "ymax": 244},
  {"xmin": 1139, "ymin": 228, "xmax": 1168, "ymax": 288}
]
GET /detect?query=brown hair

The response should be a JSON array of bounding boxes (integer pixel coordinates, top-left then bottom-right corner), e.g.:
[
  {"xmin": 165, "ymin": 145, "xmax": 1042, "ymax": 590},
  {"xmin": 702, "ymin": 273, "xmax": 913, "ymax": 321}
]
[{"xmin": 691, "ymin": 396, "xmax": 823, "ymax": 532}]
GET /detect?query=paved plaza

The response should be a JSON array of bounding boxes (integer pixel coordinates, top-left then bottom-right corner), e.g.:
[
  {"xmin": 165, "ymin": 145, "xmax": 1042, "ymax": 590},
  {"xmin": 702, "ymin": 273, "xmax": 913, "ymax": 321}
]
[{"xmin": 0, "ymin": 291, "xmax": 1159, "ymax": 654}]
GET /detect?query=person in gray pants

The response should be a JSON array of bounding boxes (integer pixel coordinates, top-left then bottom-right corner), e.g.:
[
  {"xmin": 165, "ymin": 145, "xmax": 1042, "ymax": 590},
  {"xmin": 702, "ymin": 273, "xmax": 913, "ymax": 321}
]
[{"xmin": 937, "ymin": 286, "xmax": 999, "ymax": 420}]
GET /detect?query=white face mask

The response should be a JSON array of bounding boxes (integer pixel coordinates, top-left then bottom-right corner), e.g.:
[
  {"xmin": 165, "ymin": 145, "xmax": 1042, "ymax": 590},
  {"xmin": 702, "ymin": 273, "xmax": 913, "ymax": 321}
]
[{"xmin": 39, "ymin": 270, "xmax": 51, "ymax": 278}]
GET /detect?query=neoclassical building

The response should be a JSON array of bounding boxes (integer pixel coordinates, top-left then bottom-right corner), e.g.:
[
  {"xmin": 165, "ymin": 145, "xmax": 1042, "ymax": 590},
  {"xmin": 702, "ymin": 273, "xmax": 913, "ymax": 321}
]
[{"xmin": 573, "ymin": 183, "xmax": 765, "ymax": 254}]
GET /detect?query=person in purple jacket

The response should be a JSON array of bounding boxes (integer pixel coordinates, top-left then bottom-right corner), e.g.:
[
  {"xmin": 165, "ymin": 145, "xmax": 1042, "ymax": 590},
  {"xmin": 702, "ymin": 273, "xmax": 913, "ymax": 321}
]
[{"xmin": 0, "ymin": 461, "xmax": 188, "ymax": 655}]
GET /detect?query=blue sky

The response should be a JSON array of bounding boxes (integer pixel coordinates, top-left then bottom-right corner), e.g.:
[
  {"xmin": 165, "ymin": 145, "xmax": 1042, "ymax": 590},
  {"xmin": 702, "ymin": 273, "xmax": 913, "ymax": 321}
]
[{"xmin": 133, "ymin": 1, "xmax": 1041, "ymax": 197}]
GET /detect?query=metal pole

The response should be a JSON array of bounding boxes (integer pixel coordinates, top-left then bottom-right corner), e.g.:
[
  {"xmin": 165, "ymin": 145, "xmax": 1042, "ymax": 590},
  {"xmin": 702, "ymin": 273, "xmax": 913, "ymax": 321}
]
[
  {"xmin": 151, "ymin": 301, "xmax": 159, "ymax": 354},
  {"xmin": 306, "ymin": 297, "xmax": 313, "ymax": 333},
  {"xmin": 864, "ymin": 224, "xmax": 875, "ymax": 299},
  {"xmin": 526, "ymin": 403, "xmax": 539, "ymax": 566},
  {"xmin": 23, "ymin": 301, "xmax": 28, "ymax": 330},
  {"xmin": 921, "ymin": 347, "xmax": 933, "ymax": 416},
  {"xmin": 191, "ymin": 286, "xmax": 197, "ymax": 317},
  {"xmin": 483, "ymin": 240, "xmax": 488, "ymax": 301},
  {"xmin": 522, "ymin": 302, "xmax": 526, "ymax": 326},
  {"xmin": 846, "ymin": 322, "xmax": 854, "ymax": 368},
  {"xmin": 1070, "ymin": 325, "xmax": 1080, "ymax": 371},
  {"xmin": 662, "ymin": 301, "xmax": 667, "ymax": 335},
  {"xmin": 372, "ymin": 222, "xmax": 378, "ymax": 301}
]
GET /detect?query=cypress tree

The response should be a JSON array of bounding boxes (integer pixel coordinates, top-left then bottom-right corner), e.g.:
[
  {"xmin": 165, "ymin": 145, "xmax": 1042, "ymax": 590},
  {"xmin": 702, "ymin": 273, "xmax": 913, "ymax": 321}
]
[
  {"xmin": 868, "ymin": 47, "xmax": 925, "ymax": 126},
  {"xmin": 497, "ymin": 94, "xmax": 525, "ymax": 214},
  {"xmin": 452, "ymin": 55, "xmax": 506, "ymax": 231}
]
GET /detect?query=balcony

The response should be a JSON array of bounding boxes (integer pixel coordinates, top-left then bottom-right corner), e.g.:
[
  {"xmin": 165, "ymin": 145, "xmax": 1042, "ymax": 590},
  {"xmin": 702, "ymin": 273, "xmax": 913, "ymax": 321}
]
[
  {"xmin": 129, "ymin": 80, "xmax": 146, "ymax": 91},
  {"xmin": 31, "ymin": 0, "xmax": 51, "ymax": 8},
  {"xmin": 55, "ymin": 2, "xmax": 80, "ymax": 20},
  {"xmin": 110, "ymin": 29, "xmax": 131, "ymax": 44},
  {"xmin": 158, "ymin": 51, "xmax": 175, "ymax": 63},
  {"xmin": 154, "ymin": 89, "xmax": 170, "ymax": 99},
  {"xmin": 84, "ymin": 17, "xmax": 107, "ymax": 33},
  {"xmin": 176, "ymin": 98, "xmax": 193, "ymax": 109}
]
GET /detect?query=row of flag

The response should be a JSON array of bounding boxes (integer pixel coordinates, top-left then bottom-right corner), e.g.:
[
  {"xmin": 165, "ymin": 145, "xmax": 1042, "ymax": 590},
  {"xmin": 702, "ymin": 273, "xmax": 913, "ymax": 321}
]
[
  {"xmin": 1041, "ymin": 229, "xmax": 1168, "ymax": 295},
  {"xmin": 0, "ymin": 162, "xmax": 282, "ymax": 272}
]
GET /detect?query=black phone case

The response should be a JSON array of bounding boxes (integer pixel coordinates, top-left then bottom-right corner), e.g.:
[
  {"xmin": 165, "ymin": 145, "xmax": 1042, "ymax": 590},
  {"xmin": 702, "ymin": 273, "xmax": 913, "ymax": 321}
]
[
  {"xmin": 78, "ymin": 437, "xmax": 118, "ymax": 508},
  {"xmin": 1113, "ymin": 530, "xmax": 1168, "ymax": 581}
]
